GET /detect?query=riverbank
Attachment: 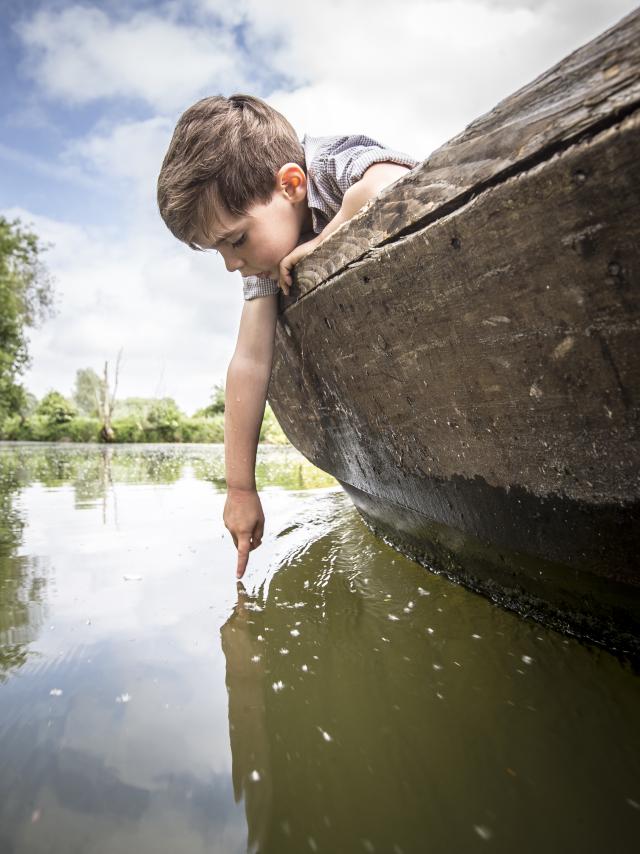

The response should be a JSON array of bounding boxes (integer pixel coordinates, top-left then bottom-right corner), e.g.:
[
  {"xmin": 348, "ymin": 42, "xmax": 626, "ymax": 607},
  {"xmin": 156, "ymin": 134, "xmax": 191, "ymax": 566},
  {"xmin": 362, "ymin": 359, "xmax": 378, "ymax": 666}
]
[{"xmin": 0, "ymin": 402, "xmax": 288, "ymax": 445}]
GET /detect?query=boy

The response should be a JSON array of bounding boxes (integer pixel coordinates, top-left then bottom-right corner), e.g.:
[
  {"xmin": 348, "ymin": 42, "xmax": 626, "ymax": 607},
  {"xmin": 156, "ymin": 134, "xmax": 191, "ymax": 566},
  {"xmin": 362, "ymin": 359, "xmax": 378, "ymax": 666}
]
[{"xmin": 157, "ymin": 94, "xmax": 417, "ymax": 578}]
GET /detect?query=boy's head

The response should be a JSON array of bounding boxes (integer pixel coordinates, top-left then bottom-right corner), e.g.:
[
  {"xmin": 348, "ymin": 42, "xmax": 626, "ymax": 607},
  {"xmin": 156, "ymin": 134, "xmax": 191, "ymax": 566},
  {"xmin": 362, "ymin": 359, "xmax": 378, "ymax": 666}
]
[{"xmin": 157, "ymin": 94, "xmax": 310, "ymax": 278}]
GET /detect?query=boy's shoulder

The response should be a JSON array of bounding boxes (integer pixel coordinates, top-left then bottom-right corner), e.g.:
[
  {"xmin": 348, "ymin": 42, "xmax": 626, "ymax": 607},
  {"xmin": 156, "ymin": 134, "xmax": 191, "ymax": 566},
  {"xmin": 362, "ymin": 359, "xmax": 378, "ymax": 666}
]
[
  {"xmin": 301, "ymin": 131, "xmax": 418, "ymax": 200},
  {"xmin": 302, "ymin": 133, "xmax": 396, "ymax": 167}
]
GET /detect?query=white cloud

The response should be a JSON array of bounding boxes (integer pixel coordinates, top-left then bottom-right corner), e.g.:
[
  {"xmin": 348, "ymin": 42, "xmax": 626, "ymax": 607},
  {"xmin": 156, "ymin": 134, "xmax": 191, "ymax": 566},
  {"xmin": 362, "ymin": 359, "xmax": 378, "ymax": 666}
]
[
  {"xmin": 69, "ymin": 117, "xmax": 174, "ymax": 185},
  {"xmin": 9, "ymin": 0, "xmax": 637, "ymax": 410},
  {"xmin": 236, "ymin": 0, "xmax": 637, "ymax": 156},
  {"xmin": 16, "ymin": 5, "xmax": 244, "ymax": 112},
  {"xmin": 3, "ymin": 207, "xmax": 243, "ymax": 412}
]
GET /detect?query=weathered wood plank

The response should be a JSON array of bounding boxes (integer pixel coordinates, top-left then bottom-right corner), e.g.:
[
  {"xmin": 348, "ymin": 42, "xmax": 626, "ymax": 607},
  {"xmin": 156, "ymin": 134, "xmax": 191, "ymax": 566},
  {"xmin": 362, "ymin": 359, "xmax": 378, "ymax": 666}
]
[
  {"xmin": 269, "ymin": 108, "xmax": 640, "ymax": 592},
  {"xmin": 285, "ymin": 7, "xmax": 640, "ymax": 304}
]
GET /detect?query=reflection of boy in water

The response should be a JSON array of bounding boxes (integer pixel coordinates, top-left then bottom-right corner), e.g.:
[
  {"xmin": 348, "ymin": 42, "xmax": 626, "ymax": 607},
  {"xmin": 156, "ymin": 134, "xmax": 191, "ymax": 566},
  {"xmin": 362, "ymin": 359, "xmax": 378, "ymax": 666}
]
[{"xmin": 220, "ymin": 583, "xmax": 272, "ymax": 852}]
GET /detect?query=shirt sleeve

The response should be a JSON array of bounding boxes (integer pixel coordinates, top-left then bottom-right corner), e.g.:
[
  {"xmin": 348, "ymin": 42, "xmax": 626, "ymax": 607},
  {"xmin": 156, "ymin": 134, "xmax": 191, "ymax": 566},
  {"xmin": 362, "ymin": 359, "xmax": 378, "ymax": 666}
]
[
  {"xmin": 242, "ymin": 275, "xmax": 280, "ymax": 301},
  {"xmin": 314, "ymin": 134, "xmax": 419, "ymax": 197}
]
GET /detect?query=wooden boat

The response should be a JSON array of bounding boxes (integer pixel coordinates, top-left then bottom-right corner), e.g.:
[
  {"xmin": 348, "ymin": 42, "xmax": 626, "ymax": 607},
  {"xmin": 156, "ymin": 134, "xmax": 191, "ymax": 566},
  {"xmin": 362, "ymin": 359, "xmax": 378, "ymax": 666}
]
[{"xmin": 268, "ymin": 10, "xmax": 640, "ymax": 657}]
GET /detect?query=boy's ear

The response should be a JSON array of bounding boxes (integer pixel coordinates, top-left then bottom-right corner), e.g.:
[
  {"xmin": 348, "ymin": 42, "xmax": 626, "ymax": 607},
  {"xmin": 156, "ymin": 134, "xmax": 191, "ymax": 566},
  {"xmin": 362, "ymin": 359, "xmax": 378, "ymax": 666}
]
[{"xmin": 276, "ymin": 163, "xmax": 307, "ymax": 201}]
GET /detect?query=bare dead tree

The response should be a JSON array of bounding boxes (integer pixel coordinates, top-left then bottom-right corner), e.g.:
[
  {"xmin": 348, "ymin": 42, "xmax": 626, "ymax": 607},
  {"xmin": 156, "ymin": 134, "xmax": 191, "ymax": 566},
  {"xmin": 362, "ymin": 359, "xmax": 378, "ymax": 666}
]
[{"xmin": 97, "ymin": 350, "xmax": 122, "ymax": 442}]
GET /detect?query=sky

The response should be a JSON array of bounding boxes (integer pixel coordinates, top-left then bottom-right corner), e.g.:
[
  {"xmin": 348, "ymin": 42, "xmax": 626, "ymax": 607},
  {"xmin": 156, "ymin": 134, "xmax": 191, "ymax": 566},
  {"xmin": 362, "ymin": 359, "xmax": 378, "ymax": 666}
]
[{"xmin": 1, "ymin": 0, "xmax": 637, "ymax": 413}]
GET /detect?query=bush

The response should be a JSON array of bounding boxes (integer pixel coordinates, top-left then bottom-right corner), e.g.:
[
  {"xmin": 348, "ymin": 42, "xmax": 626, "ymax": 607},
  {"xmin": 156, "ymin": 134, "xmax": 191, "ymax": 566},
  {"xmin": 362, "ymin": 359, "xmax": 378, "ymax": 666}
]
[
  {"xmin": 260, "ymin": 404, "xmax": 289, "ymax": 445},
  {"xmin": 56, "ymin": 417, "xmax": 101, "ymax": 442},
  {"xmin": 112, "ymin": 415, "xmax": 146, "ymax": 443},
  {"xmin": 178, "ymin": 415, "xmax": 224, "ymax": 443}
]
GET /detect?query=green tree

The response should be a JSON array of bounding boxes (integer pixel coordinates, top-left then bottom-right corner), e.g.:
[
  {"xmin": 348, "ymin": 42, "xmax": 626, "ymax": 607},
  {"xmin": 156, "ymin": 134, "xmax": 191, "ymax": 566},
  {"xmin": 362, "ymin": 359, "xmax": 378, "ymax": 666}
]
[
  {"xmin": 36, "ymin": 391, "xmax": 76, "ymax": 425},
  {"xmin": 195, "ymin": 383, "xmax": 225, "ymax": 417},
  {"xmin": 0, "ymin": 217, "xmax": 55, "ymax": 421},
  {"xmin": 72, "ymin": 367, "xmax": 104, "ymax": 416},
  {"xmin": 142, "ymin": 398, "xmax": 182, "ymax": 441}
]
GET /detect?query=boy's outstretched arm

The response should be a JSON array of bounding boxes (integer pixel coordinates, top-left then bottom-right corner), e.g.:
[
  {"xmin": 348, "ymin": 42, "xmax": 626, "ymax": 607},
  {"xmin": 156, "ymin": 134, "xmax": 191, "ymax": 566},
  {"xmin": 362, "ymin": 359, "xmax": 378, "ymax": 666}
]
[{"xmin": 224, "ymin": 293, "xmax": 278, "ymax": 578}]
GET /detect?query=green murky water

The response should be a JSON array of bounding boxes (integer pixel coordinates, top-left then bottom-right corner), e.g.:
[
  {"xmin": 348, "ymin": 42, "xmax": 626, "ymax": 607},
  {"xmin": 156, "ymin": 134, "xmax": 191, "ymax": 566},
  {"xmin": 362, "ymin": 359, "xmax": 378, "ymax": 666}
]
[{"xmin": 0, "ymin": 443, "xmax": 638, "ymax": 854}]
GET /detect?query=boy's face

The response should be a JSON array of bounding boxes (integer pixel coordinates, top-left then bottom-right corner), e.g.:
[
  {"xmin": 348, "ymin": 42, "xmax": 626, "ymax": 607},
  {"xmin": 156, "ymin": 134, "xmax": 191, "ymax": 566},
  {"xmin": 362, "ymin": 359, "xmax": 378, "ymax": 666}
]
[{"xmin": 203, "ymin": 164, "xmax": 310, "ymax": 280}]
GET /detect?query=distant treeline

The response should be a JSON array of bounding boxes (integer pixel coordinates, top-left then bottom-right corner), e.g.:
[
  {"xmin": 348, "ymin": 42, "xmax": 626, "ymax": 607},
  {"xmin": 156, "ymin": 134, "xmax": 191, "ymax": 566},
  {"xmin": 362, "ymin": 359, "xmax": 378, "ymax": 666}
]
[
  {"xmin": 0, "ymin": 216, "xmax": 287, "ymax": 445},
  {"xmin": 0, "ymin": 377, "xmax": 288, "ymax": 445}
]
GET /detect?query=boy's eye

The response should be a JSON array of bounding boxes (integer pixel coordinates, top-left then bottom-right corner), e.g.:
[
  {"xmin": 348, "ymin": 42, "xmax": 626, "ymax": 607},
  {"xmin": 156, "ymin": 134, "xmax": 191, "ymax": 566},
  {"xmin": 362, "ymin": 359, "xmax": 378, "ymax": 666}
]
[{"xmin": 231, "ymin": 234, "xmax": 246, "ymax": 248}]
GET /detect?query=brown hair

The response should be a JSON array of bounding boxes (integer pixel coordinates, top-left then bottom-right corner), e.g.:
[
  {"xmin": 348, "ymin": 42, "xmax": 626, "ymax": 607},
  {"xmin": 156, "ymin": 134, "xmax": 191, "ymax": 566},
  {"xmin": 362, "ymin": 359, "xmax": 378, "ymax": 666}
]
[{"xmin": 157, "ymin": 94, "xmax": 305, "ymax": 249}]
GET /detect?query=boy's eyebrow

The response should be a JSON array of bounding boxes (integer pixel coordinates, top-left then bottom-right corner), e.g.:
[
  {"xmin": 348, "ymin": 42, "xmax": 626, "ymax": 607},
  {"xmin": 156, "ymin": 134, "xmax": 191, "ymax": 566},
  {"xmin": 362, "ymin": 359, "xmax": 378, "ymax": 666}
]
[{"xmin": 210, "ymin": 226, "xmax": 242, "ymax": 248}]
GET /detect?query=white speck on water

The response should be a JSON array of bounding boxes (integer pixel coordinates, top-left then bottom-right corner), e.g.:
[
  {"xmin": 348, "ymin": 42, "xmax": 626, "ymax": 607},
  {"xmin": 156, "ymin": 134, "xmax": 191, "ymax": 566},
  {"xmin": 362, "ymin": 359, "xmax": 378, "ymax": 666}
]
[
  {"xmin": 312, "ymin": 655, "xmax": 319, "ymax": 660},
  {"xmin": 279, "ymin": 648, "xmax": 289, "ymax": 655},
  {"xmin": 521, "ymin": 655, "xmax": 534, "ymax": 665},
  {"xmin": 406, "ymin": 601, "xmax": 414, "ymax": 609},
  {"xmin": 381, "ymin": 636, "xmax": 390, "ymax": 643},
  {"xmin": 417, "ymin": 587, "xmax": 430, "ymax": 596},
  {"xmin": 388, "ymin": 614, "xmax": 400, "ymax": 621},
  {"xmin": 454, "ymin": 661, "xmax": 462, "ymax": 667},
  {"xmin": 403, "ymin": 607, "xmax": 411, "ymax": 614},
  {"xmin": 304, "ymin": 580, "xmax": 310, "ymax": 589},
  {"xmin": 436, "ymin": 692, "xmax": 444, "ymax": 700},
  {"xmin": 433, "ymin": 664, "xmax": 442, "ymax": 671},
  {"xmin": 49, "ymin": 688, "xmax": 63, "ymax": 697},
  {"xmin": 474, "ymin": 825, "xmax": 493, "ymax": 841},
  {"xmin": 301, "ymin": 664, "xmax": 308, "ymax": 672},
  {"xmin": 427, "ymin": 627, "xmax": 434, "ymax": 634},
  {"xmin": 250, "ymin": 770, "xmax": 261, "ymax": 782},
  {"xmin": 251, "ymin": 655, "xmax": 261, "ymax": 663},
  {"xmin": 123, "ymin": 575, "xmax": 142, "ymax": 582},
  {"xmin": 308, "ymin": 837, "xmax": 318, "ymax": 852},
  {"xmin": 472, "ymin": 634, "xmax": 482, "ymax": 639},
  {"xmin": 318, "ymin": 727, "xmax": 332, "ymax": 742},
  {"xmin": 257, "ymin": 635, "xmax": 264, "ymax": 641},
  {"xmin": 290, "ymin": 629, "xmax": 300, "ymax": 637},
  {"xmin": 115, "ymin": 693, "xmax": 131, "ymax": 704},
  {"xmin": 272, "ymin": 681, "xmax": 285, "ymax": 692},
  {"xmin": 626, "ymin": 798, "xmax": 639, "ymax": 810}
]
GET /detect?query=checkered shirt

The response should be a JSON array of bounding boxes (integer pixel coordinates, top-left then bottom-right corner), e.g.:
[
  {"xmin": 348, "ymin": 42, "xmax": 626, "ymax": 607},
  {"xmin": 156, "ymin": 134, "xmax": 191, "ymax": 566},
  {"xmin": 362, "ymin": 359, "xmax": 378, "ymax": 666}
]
[{"xmin": 242, "ymin": 133, "xmax": 418, "ymax": 300}]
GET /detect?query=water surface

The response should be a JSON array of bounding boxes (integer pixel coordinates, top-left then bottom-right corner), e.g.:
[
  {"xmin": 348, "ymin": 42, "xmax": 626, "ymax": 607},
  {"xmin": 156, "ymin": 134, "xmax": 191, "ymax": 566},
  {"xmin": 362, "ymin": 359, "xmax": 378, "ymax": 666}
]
[{"xmin": 0, "ymin": 443, "xmax": 638, "ymax": 853}]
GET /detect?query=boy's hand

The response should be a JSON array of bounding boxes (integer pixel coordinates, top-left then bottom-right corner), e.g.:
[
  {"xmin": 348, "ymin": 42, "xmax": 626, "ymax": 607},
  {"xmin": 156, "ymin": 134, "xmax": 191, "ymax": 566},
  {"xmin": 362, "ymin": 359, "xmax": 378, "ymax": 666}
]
[
  {"xmin": 223, "ymin": 486, "xmax": 265, "ymax": 578},
  {"xmin": 278, "ymin": 236, "xmax": 321, "ymax": 295}
]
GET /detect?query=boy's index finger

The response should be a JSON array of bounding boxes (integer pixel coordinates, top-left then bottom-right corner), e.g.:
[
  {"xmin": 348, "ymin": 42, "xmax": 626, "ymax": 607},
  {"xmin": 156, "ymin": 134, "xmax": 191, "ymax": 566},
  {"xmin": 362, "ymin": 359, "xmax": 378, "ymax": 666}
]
[{"xmin": 236, "ymin": 535, "xmax": 251, "ymax": 578}]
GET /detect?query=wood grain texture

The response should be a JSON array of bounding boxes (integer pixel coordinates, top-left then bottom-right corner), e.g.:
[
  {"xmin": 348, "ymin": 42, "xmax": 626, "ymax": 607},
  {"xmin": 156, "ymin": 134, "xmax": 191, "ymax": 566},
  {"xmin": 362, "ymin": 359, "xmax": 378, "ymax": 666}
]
[
  {"xmin": 283, "ymin": 7, "xmax": 640, "ymax": 304},
  {"xmin": 269, "ymin": 109, "xmax": 640, "ymax": 581}
]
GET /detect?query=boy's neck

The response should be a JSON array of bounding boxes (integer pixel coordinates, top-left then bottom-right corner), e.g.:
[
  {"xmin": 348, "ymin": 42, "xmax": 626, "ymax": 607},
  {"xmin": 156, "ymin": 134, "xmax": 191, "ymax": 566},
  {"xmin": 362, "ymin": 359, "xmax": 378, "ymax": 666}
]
[{"xmin": 301, "ymin": 202, "xmax": 313, "ymax": 236}]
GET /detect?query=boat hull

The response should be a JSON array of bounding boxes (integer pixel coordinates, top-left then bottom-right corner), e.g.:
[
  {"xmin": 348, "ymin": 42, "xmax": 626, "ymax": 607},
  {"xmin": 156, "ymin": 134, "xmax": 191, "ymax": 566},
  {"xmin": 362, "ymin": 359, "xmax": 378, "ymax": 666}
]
[{"xmin": 268, "ymin": 11, "xmax": 640, "ymax": 655}]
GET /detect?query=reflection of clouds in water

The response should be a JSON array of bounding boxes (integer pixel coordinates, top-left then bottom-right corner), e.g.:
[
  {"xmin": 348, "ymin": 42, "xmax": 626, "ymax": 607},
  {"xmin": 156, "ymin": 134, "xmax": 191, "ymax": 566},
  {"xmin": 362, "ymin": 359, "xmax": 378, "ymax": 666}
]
[{"xmin": 0, "ymin": 645, "xmax": 245, "ymax": 852}]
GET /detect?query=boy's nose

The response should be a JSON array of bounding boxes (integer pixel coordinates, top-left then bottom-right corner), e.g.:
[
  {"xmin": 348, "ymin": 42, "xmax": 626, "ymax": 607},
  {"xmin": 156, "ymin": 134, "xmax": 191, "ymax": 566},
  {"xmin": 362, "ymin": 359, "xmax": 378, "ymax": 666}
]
[{"xmin": 224, "ymin": 256, "xmax": 244, "ymax": 274}]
